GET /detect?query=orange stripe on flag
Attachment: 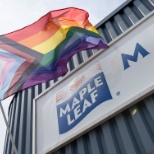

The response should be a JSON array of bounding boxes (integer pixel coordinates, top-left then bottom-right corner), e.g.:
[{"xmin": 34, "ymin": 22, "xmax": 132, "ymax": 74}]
[{"xmin": 18, "ymin": 21, "xmax": 60, "ymax": 48}]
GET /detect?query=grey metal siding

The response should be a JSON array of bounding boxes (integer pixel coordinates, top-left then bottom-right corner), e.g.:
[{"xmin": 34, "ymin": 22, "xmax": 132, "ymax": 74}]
[{"xmin": 3, "ymin": 0, "xmax": 154, "ymax": 154}]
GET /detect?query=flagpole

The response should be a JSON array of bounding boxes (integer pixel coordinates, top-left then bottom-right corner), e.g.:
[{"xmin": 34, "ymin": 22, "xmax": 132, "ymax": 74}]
[{"xmin": 0, "ymin": 101, "xmax": 18, "ymax": 154}]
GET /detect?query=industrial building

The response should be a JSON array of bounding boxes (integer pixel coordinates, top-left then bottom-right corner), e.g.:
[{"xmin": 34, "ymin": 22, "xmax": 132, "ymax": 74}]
[{"xmin": 4, "ymin": 0, "xmax": 154, "ymax": 154}]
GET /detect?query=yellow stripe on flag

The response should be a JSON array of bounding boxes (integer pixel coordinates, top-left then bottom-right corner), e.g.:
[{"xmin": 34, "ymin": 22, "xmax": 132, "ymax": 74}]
[
  {"xmin": 88, "ymin": 26, "xmax": 99, "ymax": 34},
  {"xmin": 32, "ymin": 26, "xmax": 70, "ymax": 54}
]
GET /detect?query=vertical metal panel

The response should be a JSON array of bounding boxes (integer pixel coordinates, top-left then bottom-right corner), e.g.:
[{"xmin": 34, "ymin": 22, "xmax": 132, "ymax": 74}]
[
  {"xmin": 129, "ymin": 105, "xmax": 154, "ymax": 153},
  {"xmin": 144, "ymin": 96, "xmax": 154, "ymax": 121},
  {"xmin": 76, "ymin": 137, "xmax": 85, "ymax": 154},
  {"xmin": 120, "ymin": 10, "xmax": 133, "ymax": 29},
  {"xmin": 25, "ymin": 88, "xmax": 33, "ymax": 154},
  {"xmin": 17, "ymin": 91, "xmax": 27, "ymax": 154},
  {"xmin": 98, "ymin": 26, "xmax": 111, "ymax": 43},
  {"xmin": 105, "ymin": 21, "xmax": 118, "ymax": 40},
  {"xmin": 149, "ymin": 0, "xmax": 154, "ymax": 6},
  {"xmin": 142, "ymin": 0, "xmax": 154, "ymax": 11},
  {"xmin": 7, "ymin": 98, "xmax": 16, "ymax": 154},
  {"xmin": 101, "ymin": 122, "xmax": 117, "ymax": 154},
  {"xmin": 123, "ymin": 6, "xmax": 139, "ymax": 24},
  {"xmin": 3, "ymin": 102, "xmax": 13, "ymax": 154},
  {"xmin": 115, "ymin": 114, "xmax": 136, "ymax": 154},
  {"xmin": 133, "ymin": 0, "xmax": 150, "ymax": 16},
  {"xmin": 89, "ymin": 130, "xmax": 102, "ymax": 154},
  {"xmin": 78, "ymin": 50, "xmax": 88, "ymax": 63},
  {"xmin": 10, "ymin": 94, "xmax": 21, "ymax": 154},
  {"xmin": 3, "ymin": 0, "xmax": 154, "ymax": 154},
  {"xmin": 114, "ymin": 14, "xmax": 128, "ymax": 32},
  {"xmin": 97, "ymin": 28, "xmax": 107, "ymax": 42}
]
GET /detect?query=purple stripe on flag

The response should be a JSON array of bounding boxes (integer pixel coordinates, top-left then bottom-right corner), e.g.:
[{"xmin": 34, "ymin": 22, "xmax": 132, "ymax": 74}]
[{"xmin": 23, "ymin": 37, "xmax": 107, "ymax": 89}]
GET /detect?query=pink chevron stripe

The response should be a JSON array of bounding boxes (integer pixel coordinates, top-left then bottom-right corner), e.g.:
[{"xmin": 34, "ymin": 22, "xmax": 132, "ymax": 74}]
[{"xmin": 0, "ymin": 54, "xmax": 15, "ymax": 89}]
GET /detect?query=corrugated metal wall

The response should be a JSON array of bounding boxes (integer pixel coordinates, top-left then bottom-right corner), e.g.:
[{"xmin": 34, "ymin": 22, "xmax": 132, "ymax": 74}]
[{"xmin": 3, "ymin": 0, "xmax": 154, "ymax": 154}]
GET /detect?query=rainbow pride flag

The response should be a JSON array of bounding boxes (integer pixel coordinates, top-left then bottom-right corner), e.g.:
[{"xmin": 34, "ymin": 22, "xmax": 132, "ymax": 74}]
[{"xmin": 0, "ymin": 7, "xmax": 108, "ymax": 100}]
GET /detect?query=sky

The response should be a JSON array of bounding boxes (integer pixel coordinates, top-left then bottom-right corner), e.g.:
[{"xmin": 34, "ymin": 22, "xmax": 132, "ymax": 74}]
[{"xmin": 0, "ymin": 0, "xmax": 126, "ymax": 153}]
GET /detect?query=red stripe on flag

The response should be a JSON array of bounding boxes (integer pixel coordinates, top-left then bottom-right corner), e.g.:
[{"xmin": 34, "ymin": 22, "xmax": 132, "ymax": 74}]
[{"xmin": 4, "ymin": 7, "xmax": 89, "ymax": 42}]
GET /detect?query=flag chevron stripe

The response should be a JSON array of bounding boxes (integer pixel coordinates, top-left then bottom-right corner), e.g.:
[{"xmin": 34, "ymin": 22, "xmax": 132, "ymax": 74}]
[
  {"xmin": 0, "ymin": 37, "xmax": 42, "ymax": 99},
  {"xmin": 0, "ymin": 36, "xmax": 43, "ymax": 61},
  {"xmin": 6, "ymin": 60, "xmax": 37, "ymax": 98},
  {"xmin": 0, "ymin": 41, "xmax": 38, "ymax": 63},
  {"xmin": 0, "ymin": 49, "xmax": 26, "ymax": 98},
  {"xmin": 0, "ymin": 54, "xmax": 15, "ymax": 89}
]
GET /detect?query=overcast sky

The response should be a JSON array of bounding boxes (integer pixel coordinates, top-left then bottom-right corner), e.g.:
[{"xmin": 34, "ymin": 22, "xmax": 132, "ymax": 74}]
[{"xmin": 0, "ymin": 0, "xmax": 126, "ymax": 153}]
